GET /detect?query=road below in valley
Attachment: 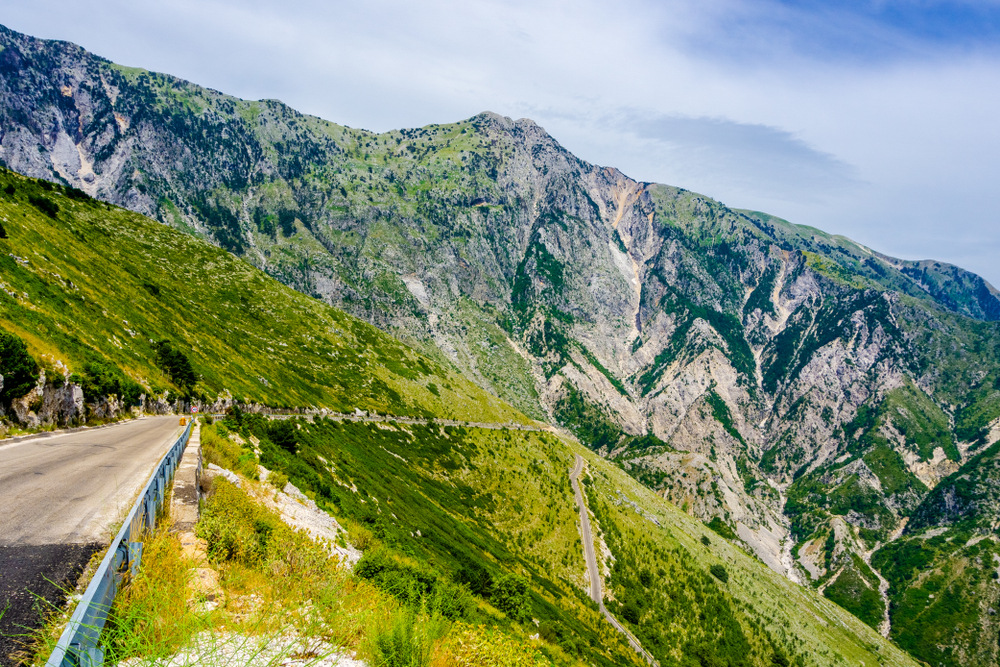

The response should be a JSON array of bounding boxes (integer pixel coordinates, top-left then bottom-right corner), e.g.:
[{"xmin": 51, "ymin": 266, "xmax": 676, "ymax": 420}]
[{"xmin": 570, "ymin": 454, "xmax": 657, "ymax": 666}]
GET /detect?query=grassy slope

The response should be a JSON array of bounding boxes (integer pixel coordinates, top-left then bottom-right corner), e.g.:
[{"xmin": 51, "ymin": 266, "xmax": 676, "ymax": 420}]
[
  {"xmin": 249, "ymin": 416, "xmax": 920, "ymax": 667},
  {"xmin": 0, "ymin": 167, "xmax": 525, "ymax": 422}
]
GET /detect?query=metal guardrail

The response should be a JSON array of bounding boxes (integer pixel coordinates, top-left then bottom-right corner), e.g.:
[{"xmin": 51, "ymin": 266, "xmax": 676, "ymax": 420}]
[{"xmin": 44, "ymin": 421, "xmax": 193, "ymax": 667}]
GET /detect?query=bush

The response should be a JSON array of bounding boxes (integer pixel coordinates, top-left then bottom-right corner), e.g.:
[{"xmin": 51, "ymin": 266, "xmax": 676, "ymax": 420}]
[
  {"xmin": 621, "ymin": 599, "xmax": 641, "ymax": 624},
  {"xmin": 80, "ymin": 361, "xmax": 143, "ymax": 406},
  {"xmin": 492, "ymin": 573, "xmax": 531, "ymax": 622},
  {"xmin": 28, "ymin": 194, "xmax": 59, "ymax": 217},
  {"xmin": 456, "ymin": 554, "xmax": 494, "ymax": 597},
  {"xmin": 268, "ymin": 471, "xmax": 289, "ymax": 491},
  {"xmin": 446, "ymin": 622, "xmax": 550, "ymax": 667},
  {"xmin": 710, "ymin": 564, "xmax": 729, "ymax": 583},
  {"xmin": 154, "ymin": 340, "xmax": 196, "ymax": 391},
  {"xmin": 375, "ymin": 612, "xmax": 431, "ymax": 667},
  {"xmin": 201, "ymin": 424, "xmax": 259, "ymax": 480},
  {"xmin": 706, "ymin": 517, "xmax": 737, "ymax": 540},
  {"xmin": 269, "ymin": 419, "xmax": 298, "ymax": 454},
  {"xmin": 197, "ymin": 479, "xmax": 326, "ymax": 575},
  {"xmin": 0, "ymin": 331, "xmax": 38, "ymax": 403},
  {"xmin": 355, "ymin": 548, "xmax": 473, "ymax": 620}
]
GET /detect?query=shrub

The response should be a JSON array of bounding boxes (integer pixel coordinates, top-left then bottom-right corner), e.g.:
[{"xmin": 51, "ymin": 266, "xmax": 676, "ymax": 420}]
[
  {"xmin": 0, "ymin": 331, "xmax": 38, "ymax": 403},
  {"xmin": 620, "ymin": 598, "xmax": 642, "ymax": 624},
  {"xmin": 80, "ymin": 361, "xmax": 143, "ymax": 406},
  {"xmin": 455, "ymin": 554, "xmax": 493, "ymax": 597},
  {"xmin": 373, "ymin": 611, "xmax": 430, "ymax": 667},
  {"xmin": 269, "ymin": 419, "xmax": 298, "ymax": 454},
  {"xmin": 65, "ymin": 186, "xmax": 91, "ymax": 201},
  {"xmin": 154, "ymin": 340, "xmax": 197, "ymax": 391},
  {"xmin": 446, "ymin": 622, "xmax": 550, "ymax": 667},
  {"xmin": 710, "ymin": 564, "xmax": 729, "ymax": 583},
  {"xmin": 492, "ymin": 573, "xmax": 531, "ymax": 622},
  {"xmin": 201, "ymin": 424, "xmax": 259, "ymax": 480},
  {"xmin": 28, "ymin": 194, "xmax": 59, "ymax": 218},
  {"xmin": 268, "ymin": 471, "xmax": 289, "ymax": 491},
  {"xmin": 700, "ymin": 535, "xmax": 711, "ymax": 547},
  {"xmin": 197, "ymin": 479, "xmax": 325, "ymax": 575},
  {"xmin": 706, "ymin": 517, "xmax": 737, "ymax": 540},
  {"xmin": 355, "ymin": 548, "xmax": 473, "ymax": 620}
]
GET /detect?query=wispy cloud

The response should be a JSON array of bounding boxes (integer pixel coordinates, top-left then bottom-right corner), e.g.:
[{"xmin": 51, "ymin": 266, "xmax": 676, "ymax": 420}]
[{"xmin": 614, "ymin": 112, "xmax": 861, "ymax": 199}]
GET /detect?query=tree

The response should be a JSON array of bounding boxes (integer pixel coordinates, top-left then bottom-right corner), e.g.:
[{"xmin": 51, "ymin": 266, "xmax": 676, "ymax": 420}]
[
  {"xmin": 268, "ymin": 419, "xmax": 298, "ymax": 454},
  {"xmin": 154, "ymin": 340, "xmax": 196, "ymax": 391},
  {"xmin": 0, "ymin": 331, "xmax": 38, "ymax": 403},
  {"xmin": 710, "ymin": 564, "xmax": 729, "ymax": 583},
  {"xmin": 492, "ymin": 573, "xmax": 531, "ymax": 622},
  {"xmin": 80, "ymin": 361, "xmax": 143, "ymax": 406},
  {"xmin": 28, "ymin": 194, "xmax": 58, "ymax": 218}
]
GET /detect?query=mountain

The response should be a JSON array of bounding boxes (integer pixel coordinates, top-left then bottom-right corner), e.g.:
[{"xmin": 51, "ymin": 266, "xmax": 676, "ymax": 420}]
[
  {"xmin": 0, "ymin": 142, "xmax": 918, "ymax": 667},
  {"xmin": 1, "ymin": 24, "xmax": 999, "ymax": 666}
]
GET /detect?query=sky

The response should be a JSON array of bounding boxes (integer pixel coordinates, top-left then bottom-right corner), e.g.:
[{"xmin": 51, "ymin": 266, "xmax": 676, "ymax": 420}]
[{"xmin": 4, "ymin": 0, "xmax": 1000, "ymax": 286}]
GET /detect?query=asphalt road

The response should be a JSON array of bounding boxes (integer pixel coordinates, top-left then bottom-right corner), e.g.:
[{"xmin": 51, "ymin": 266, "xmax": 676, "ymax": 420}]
[
  {"xmin": 570, "ymin": 454, "xmax": 657, "ymax": 666},
  {"xmin": 0, "ymin": 416, "xmax": 183, "ymax": 666}
]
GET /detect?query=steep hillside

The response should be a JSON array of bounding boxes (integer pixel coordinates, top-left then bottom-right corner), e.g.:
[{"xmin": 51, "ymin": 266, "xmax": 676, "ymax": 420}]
[
  {"xmin": 0, "ymin": 166, "xmax": 524, "ymax": 425},
  {"xmin": 224, "ymin": 412, "xmax": 921, "ymax": 667},
  {"xmin": 2, "ymin": 24, "xmax": 1000, "ymax": 664},
  {"xmin": 868, "ymin": 441, "xmax": 1000, "ymax": 667}
]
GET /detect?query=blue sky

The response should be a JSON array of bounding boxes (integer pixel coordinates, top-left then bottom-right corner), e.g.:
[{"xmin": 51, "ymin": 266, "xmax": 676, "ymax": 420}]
[{"xmin": 3, "ymin": 0, "xmax": 999, "ymax": 286}]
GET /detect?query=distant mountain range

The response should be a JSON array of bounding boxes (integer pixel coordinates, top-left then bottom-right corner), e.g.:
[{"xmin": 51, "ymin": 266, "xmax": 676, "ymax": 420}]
[{"xmin": 1, "ymin": 23, "xmax": 998, "ymax": 667}]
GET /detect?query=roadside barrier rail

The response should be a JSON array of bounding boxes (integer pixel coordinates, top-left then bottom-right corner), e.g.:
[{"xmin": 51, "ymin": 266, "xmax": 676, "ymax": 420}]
[{"xmin": 45, "ymin": 421, "xmax": 193, "ymax": 667}]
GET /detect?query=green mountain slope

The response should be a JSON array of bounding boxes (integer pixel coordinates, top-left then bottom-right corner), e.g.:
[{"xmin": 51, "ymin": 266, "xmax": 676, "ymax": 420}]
[
  {"xmin": 0, "ymin": 166, "xmax": 524, "ymax": 423},
  {"xmin": 231, "ymin": 413, "xmax": 920, "ymax": 667},
  {"xmin": 867, "ymin": 441, "xmax": 1000, "ymax": 667}
]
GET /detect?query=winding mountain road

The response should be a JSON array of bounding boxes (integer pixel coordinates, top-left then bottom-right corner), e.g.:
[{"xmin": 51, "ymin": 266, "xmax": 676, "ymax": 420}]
[
  {"xmin": 570, "ymin": 455, "xmax": 657, "ymax": 666},
  {"xmin": 0, "ymin": 416, "xmax": 183, "ymax": 667}
]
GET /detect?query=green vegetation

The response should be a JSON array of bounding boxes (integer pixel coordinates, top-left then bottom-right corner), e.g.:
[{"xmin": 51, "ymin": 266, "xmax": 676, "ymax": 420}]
[
  {"xmin": 709, "ymin": 564, "xmax": 729, "ymax": 583},
  {"xmin": 581, "ymin": 461, "xmax": 913, "ymax": 667},
  {"xmin": 0, "ymin": 167, "xmax": 525, "ymax": 423},
  {"xmin": 873, "ymin": 527, "xmax": 1000, "ymax": 667},
  {"xmin": 0, "ymin": 329, "xmax": 38, "ymax": 402},
  {"xmin": 5, "ymin": 28, "xmax": 1000, "ymax": 666},
  {"xmin": 79, "ymin": 360, "xmax": 143, "ymax": 407},
  {"xmin": 705, "ymin": 389, "xmax": 747, "ymax": 447},
  {"xmin": 213, "ymin": 416, "xmax": 639, "ymax": 666},
  {"xmin": 153, "ymin": 340, "xmax": 196, "ymax": 394},
  {"xmin": 706, "ymin": 517, "xmax": 737, "ymax": 540},
  {"xmin": 638, "ymin": 289, "xmax": 756, "ymax": 396},
  {"xmin": 191, "ymin": 415, "xmax": 917, "ymax": 667},
  {"xmin": 553, "ymin": 384, "xmax": 624, "ymax": 452},
  {"xmin": 822, "ymin": 554, "xmax": 883, "ymax": 630}
]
